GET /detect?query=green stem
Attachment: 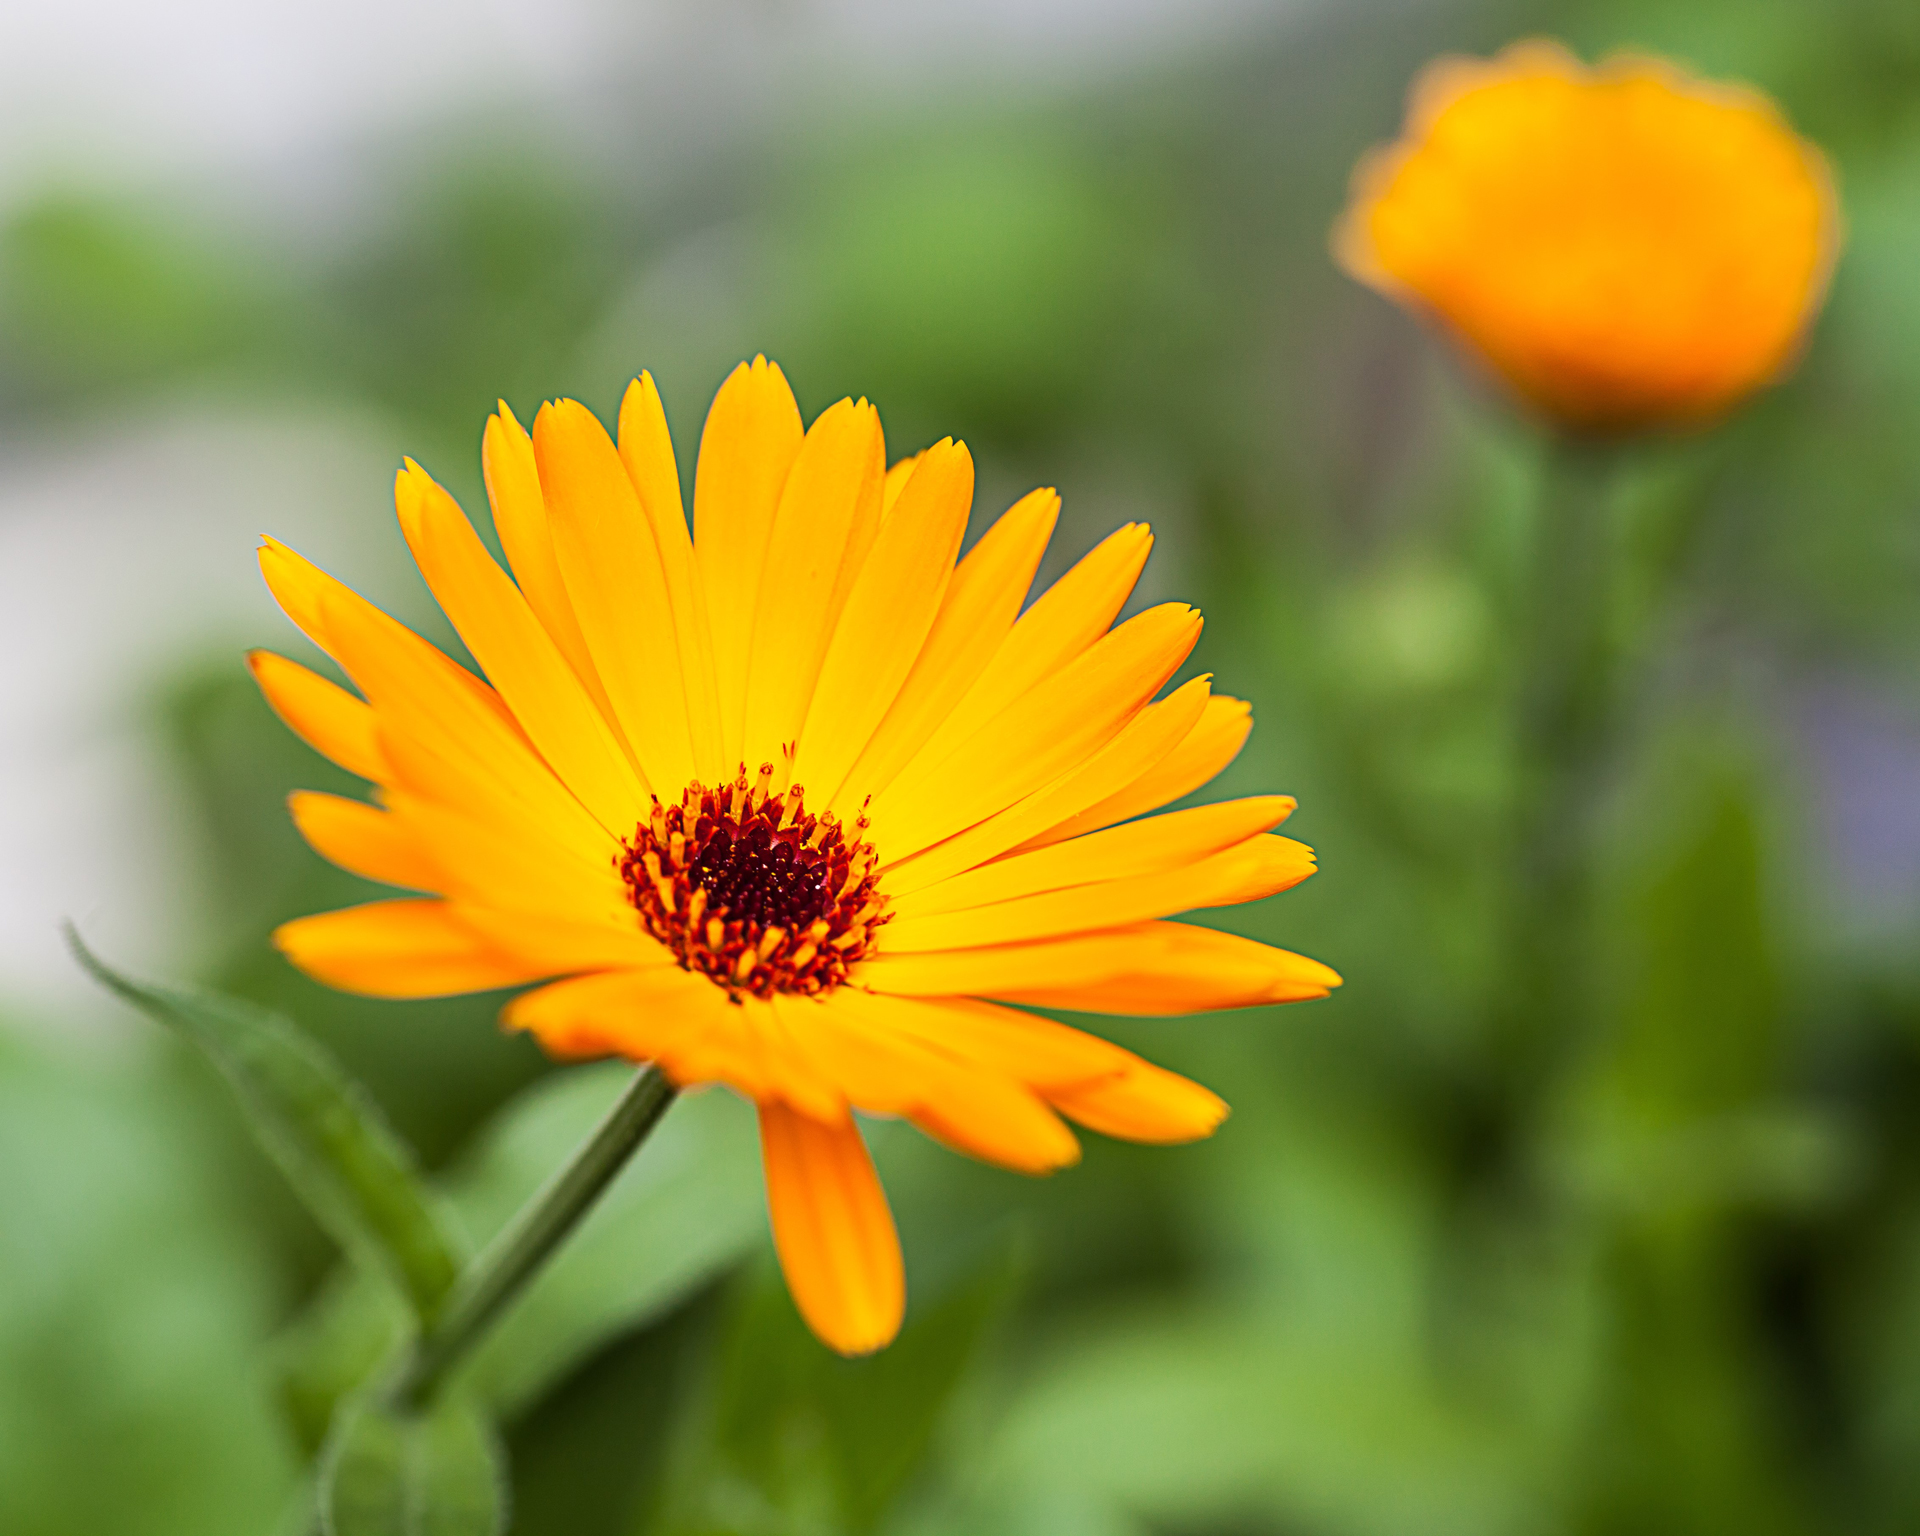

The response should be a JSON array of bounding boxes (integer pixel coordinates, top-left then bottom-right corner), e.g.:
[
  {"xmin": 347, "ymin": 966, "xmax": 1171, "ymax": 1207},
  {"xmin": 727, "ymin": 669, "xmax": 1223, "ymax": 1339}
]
[
  {"xmin": 387, "ymin": 1065, "xmax": 678, "ymax": 1410},
  {"xmin": 1501, "ymin": 436, "xmax": 1622, "ymax": 1079}
]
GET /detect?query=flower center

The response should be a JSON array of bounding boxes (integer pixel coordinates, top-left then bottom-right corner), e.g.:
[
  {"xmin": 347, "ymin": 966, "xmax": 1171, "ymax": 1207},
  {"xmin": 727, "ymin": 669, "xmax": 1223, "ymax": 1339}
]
[{"xmin": 619, "ymin": 762, "xmax": 885, "ymax": 1000}]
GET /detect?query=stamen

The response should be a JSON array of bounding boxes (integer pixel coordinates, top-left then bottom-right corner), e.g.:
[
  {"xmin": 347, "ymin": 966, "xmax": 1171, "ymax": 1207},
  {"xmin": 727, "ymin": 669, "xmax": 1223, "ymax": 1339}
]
[{"xmin": 618, "ymin": 763, "xmax": 888, "ymax": 1001}]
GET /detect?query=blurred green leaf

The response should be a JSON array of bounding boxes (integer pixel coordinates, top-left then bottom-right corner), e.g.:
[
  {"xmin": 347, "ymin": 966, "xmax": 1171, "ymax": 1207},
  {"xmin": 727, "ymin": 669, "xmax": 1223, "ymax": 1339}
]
[
  {"xmin": 647, "ymin": 1248, "xmax": 1017, "ymax": 1536},
  {"xmin": 0, "ymin": 1027, "xmax": 299, "ymax": 1535},
  {"xmin": 453, "ymin": 1071, "xmax": 763, "ymax": 1415},
  {"xmin": 69, "ymin": 931, "xmax": 465, "ymax": 1329},
  {"xmin": 275, "ymin": 1067, "xmax": 764, "ymax": 1438},
  {"xmin": 320, "ymin": 1395, "xmax": 506, "ymax": 1536}
]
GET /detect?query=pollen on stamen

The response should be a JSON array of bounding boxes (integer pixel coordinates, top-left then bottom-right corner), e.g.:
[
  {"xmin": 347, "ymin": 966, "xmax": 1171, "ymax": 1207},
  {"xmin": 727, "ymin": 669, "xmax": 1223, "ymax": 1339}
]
[{"xmin": 618, "ymin": 768, "xmax": 888, "ymax": 1000}]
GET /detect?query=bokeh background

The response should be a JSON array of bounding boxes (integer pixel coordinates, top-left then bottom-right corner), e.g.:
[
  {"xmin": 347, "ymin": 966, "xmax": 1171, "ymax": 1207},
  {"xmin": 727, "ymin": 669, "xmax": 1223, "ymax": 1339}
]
[{"xmin": 7, "ymin": 0, "xmax": 1920, "ymax": 1532}]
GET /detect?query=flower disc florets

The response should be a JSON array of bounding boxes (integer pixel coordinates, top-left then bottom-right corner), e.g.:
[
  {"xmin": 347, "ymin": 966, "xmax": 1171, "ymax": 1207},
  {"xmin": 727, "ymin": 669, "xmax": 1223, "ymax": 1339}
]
[{"xmin": 619, "ymin": 762, "xmax": 885, "ymax": 1000}]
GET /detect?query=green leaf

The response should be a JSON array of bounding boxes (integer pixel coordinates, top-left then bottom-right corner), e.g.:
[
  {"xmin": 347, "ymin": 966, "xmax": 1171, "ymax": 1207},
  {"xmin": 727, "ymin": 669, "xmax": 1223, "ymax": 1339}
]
[
  {"xmin": 68, "ymin": 928, "xmax": 465, "ymax": 1328},
  {"xmin": 320, "ymin": 1396, "xmax": 506, "ymax": 1536},
  {"xmin": 454, "ymin": 1069, "xmax": 763, "ymax": 1414},
  {"xmin": 649, "ymin": 1246, "xmax": 1018, "ymax": 1535},
  {"xmin": 273, "ymin": 1066, "xmax": 763, "ymax": 1434}
]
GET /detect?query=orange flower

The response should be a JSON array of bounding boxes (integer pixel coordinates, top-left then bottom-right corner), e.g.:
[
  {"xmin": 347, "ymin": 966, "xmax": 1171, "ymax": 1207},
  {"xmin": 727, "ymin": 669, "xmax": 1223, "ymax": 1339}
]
[
  {"xmin": 1334, "ymin": 40, "xmax": 1840, "ymax": 432},
  {"xmin": 251, "ymin": 359, "xmax": 1338, "ymax": 1354}
]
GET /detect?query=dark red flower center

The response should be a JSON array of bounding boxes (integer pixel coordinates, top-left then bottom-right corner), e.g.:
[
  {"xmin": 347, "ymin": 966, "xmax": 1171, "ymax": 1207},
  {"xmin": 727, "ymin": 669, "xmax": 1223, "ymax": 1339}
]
[{"xmin": 619, "ymin": 762, "xmax": 885, "ymax": 1000}]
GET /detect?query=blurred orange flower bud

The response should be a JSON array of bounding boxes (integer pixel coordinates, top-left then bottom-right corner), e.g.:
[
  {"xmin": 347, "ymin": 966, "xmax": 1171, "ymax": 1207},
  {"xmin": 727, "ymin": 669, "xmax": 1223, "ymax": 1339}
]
[{"xmin": 1333, "ymin": 40, "xmax": 1841, "ymax": 433}]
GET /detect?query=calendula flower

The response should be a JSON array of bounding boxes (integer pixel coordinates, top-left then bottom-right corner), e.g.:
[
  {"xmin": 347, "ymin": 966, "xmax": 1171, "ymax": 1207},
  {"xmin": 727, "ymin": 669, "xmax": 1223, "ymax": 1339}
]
[
  {"xmin": 1334, "ymin": 40, "xmax": 1840, "ymax": 432},
  {"xmin": 253, "ymin": 359, "xmax": 1337, "ymax": 1353}
]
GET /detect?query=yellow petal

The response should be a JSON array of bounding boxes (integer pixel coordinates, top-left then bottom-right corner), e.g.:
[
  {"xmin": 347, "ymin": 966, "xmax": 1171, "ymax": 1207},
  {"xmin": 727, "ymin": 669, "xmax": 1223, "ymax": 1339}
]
[
  {"xmin": 259, "ymin": 536, "xmax": 520, "ymax": 734},
  {"xmin": 505, "ymin": 970, "xmax": 842, "ymax": 1116},
  {"xmin": 837, "ymin": 487, "xmax": 1058, "ymax": 811},
  {"xmin": 1027, "ymin": 693, "xmax": 1254, "ymax": 849},
  {"xmin": 288, "ymin": 791, "xmax": 439, "ymax": 891},
  {"xmin": 618, "ymin": 374, "xmax": 726, "ymax": 779},
  {"xmin": 248, "ymin": 650, "xmax": 387, "ymax": 783},
  {"xmin": 536, "ymin": 400, "xmax": 701, "ymax": 795},
  {"xmin": 793, "ymin": 439, "xmax": 973, "ymax": 809},
  {"xmin": 840, "ymin": 992, "xmax": 1224, "ymax": 1141},
  {"xmin": 380, "ymin": 789, "xmax": 628, "ymax": 934},
  {"xmin": 878, "ymin": 833, "xmax": 1317, "ymax": 952},
  {"xmin": 880, "ymin": 675, "xmax": 1213, "ymax": 897},
  {"xmin": 502, "ymin": 966, "xmax": 838, "ymax": 1118},
  {"xmin": 867, "ymin": 603, "xmax": 1203, "ymax": 861},
  {"xmin": 889, "ymin": 794, "xmax": 1296, "ymax": 919},
  {"xmin": 450, "ymin": 901, "xmax": 673, "ymax": 979},
  {"xmin": 305, "ymin": 576, "xmax": 610, "ymax": 871},
  {"xmin": 881, "ymin": 450, "xmax": 924, "ymax": 515},
  {"xmin": 694, "ymin": 358, "xmax": 806, "ymax": 766},
  {"xmin": 740, "ymin": 397, "xmax": 886, "ymax": 770},
  {"xmin": 855, "ymin": 920, "xmax": 1342, "ymax": 1013},
  {"xmin": 759, "ymin": 1102, "xmax": 905, "ymax": 1356},
  {"xmin": 482, "ymin": 403, "xmax": 619, "ymax": 734},
  {"xmin": 774, "ymin": 991, "xmax": 1080, "ymax": 1173},
  {"xmin": 892, "ymin": 521, "xmax": 1152, "ymax": 787},
  {"xmin": 274, "ymin": 900, "xmax": 552, "ymax": 997},
  {"xmin": 395, "ymin": 459, "xmax": 650, "ymax": 833},
  {"xmin": 1045, "ymin": 1062, "xmax": 1228, "ymax": 1144}
]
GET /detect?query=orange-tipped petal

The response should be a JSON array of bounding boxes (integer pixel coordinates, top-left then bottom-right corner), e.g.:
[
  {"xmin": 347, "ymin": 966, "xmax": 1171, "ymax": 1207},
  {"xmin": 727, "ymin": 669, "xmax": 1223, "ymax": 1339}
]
[
  {"xmin": 857, "ymin": 920, "xmax": 1341, "ymax": 1014},
  {"xmin": 759, "ymin": 1102, "xmax": 906, "ymax": 1356},
  {"xmin": 274, "ymin": 899, "xmax": 552, "ymax": 997},
  {"xmin": 287, "ymin": 790, "xmax": 439, "ymax": 891},
  {"xmin": 248, "ymin": 650, "xmax": 387, "ymax": 784}
]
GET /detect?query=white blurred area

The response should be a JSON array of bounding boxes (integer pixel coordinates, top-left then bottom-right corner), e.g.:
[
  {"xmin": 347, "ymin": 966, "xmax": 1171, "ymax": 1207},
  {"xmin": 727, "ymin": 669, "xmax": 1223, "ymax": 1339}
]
[
  {"xmin": 0, "ymin": 406, "xmax": 406, "ymax": 1028},
  {"xmin": 0, "ymin": 0, "xmax": 1295, "ymax": 1026}
]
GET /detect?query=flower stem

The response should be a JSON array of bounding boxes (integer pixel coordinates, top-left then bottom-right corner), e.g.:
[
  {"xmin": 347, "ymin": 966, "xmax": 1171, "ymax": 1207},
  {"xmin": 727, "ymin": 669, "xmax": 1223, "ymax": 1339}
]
[
  {"xmin": 387, "ymin": 1064, "xmax": 678, "ymax": 1411},
  {"xmin": 1500, "ymin": 436, "xmax": 1621, "ymax": 1081}
]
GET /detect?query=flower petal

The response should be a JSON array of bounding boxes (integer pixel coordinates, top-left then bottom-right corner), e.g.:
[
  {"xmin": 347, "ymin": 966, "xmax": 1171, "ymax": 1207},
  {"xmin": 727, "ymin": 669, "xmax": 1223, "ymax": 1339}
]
[
  {"xmin": 536, "ymin": 399, "xmax": 702, "ymax": 796},
  {"xmin": 759, "ymin": 1102, "xmax": 905, "ymax": 1356},
  {"xmin": 819, "ymin": 992, "xmax": 1225, "ymax": 1142},
  {"xmin": 303, "ymin": 574, "xmax": 609, "ymax": 869},
  {"xmin": 618, "ymin": 374, "xmax": 726, "ymax": 780},
  {"xmin": 503, "ymin": 969, "xmax": 842, "ymax": 1117},
  {"xmin": 694, "ymin": 357, "xmax": 806, "ymax": 767},
  {"xmin": 1024, "ymin": 693, "xmax": 1255, "ymax": 850},
  {"xmin": 836, "ymin": 487, "xmax": 1058, "ymax": 812},
  {"xmin": 740, "ymin": 397, "xmax": 886, "ymax": 770},
  {"xmin": 274, "ymin": 899, "xmax": 552, "ymax": 997},
  {"xmin": 258, "ymin": 536, "xmax": 516, "ymax": 731},
  {"xmin": 248, "ymin": 650, "xmax": 387, "ymax": 783},
  {"xmin": 855, "ymin": 920, "xmax": 1341, "ymax": 1013},
  {"xmin": 886, "ymin": 521, "xmax": 1152, "ymax": 792},
  {"xmin": 879, "ymin": 834, "xmax": 1316, "ymax": 953},
  {"xmin": 379, "ymin": 789, "xmax": 625, "ymax": 929},
  {"xmin": 395, "ymin": 459, "xmax": 650, "ymax": 832},
  {"xmin": 889, "ymin": 794, "xmax": 1296, "ymax": 919},
  {"xmin": 288, "ymin": 791, "xmax": 439, "ymax": 891},
  {"xmin": 775, "ymin": 991, "xmax": 1080, "ymax": 1173},
  {"xmin": 482, "ymin": 403, "xmax": 619, "ymax": 733},
  {"xmin": 867, "ymin": 603, "xmax": 1203, "ymax": 861},
  {"xmin": 794, "ymin": 439, "xmax": 973, "ymax": 809},
  {"xmin": 880, "ymin": 675, "xmax": 1213, "ymax": 897}
]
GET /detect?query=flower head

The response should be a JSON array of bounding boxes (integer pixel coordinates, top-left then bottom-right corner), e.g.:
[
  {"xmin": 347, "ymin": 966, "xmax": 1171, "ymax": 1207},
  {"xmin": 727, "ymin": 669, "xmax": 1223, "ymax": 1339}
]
[
  {"xmin": 253, "ymin": 359, "xmax": 1337, "ymax": 1353},
  {"xmin": 1334, "ymin": 40, "xmax": 1840, "ymax": 432}
]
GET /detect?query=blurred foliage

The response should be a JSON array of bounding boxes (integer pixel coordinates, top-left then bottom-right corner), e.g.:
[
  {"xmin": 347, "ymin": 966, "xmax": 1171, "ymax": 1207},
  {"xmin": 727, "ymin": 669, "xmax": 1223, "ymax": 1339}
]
[{"xmin": 8, "ymin": 0, "xmax": 1920, "ymax": 1532}]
